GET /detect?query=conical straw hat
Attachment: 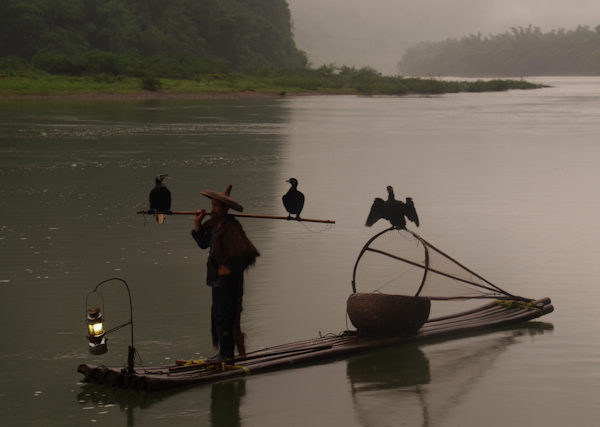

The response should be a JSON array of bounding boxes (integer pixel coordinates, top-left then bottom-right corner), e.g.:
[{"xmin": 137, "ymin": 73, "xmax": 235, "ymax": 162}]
[{"xmin": 201, "ymin": 184, "xmax": 244, "ymax": 212}]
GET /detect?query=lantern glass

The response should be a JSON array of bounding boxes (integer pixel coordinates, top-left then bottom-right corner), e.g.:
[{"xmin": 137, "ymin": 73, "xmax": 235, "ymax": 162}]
[
  {"xmin": 87, "ymin": 321, "xmax": 104, "ymax": 337},
  {"xmin": 86, "ymin": 308, "xmax": 105, "ymax": 338}
]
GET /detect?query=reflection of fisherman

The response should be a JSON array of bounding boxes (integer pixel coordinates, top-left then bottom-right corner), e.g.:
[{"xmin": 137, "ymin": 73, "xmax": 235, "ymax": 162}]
[
  {"xmin": 210, "ymin": 381, "xmax": 246, "ymax": 427},
  {"xmin": 192, "ymin": 185, "xmax": 259, "ymax": 360}
]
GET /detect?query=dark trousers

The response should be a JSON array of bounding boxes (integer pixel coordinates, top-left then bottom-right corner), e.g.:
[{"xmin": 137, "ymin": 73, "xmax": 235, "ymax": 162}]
[{"xmin": 211, "ymin": 278, "xmax": 240, "ymax": 358}]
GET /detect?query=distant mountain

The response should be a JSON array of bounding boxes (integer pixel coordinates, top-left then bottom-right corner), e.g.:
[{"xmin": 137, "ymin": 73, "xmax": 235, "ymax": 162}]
[
  {"xmin": 287, "ymin": 0, "xmax": 600, "ymax": 75},
  {"xmin": 398, "ymin": 25, "xmax": 600, "ymax": 76},
  {"xmin": 0, "ymin": 0, "xmax": 307, "ymax": 70}
]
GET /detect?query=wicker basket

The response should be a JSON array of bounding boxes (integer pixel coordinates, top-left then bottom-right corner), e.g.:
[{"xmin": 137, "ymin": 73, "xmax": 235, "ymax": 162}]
[{"xmin": 347, "ymin": 293, "xmax": 431, "ymax": 337}]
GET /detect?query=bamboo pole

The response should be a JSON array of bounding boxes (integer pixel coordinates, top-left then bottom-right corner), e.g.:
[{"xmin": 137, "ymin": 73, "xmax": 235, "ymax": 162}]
[
  {"xmin": 137, "ymin": 210, "xmax": 335, "ymax": 224},
  {"xmin": 426, "ymin": 300, "xmax": 499, "ymax": 323}
]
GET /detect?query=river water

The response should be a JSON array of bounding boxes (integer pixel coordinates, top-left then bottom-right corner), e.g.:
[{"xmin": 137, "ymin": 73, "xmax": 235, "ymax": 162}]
[{"xmin": 0, "ymin": 77, "xmax": 599, "ymax": 426}]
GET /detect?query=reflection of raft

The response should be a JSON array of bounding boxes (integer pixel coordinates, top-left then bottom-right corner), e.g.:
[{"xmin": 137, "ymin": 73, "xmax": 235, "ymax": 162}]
[{"xmin": 78, "ymin": 297, "xmax": 553, "ymax": 392}]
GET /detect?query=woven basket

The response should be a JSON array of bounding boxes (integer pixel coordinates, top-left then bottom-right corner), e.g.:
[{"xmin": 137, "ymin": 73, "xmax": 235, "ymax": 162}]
[{"xmin": 347, "ymin": 293, "xmax": 431, "ymax": 337}]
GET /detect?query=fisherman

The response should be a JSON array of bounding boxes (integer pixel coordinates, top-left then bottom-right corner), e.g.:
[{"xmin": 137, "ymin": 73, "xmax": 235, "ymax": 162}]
[{"xmin": 192, "ymin": 185, "xmax": 259, "ymax": 361}]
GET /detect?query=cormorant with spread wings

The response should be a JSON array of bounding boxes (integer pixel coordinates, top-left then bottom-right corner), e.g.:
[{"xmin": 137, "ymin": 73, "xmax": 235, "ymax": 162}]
[{"xmin": 365, "ymin": 185, "xmax": 419, "ymax": 229}]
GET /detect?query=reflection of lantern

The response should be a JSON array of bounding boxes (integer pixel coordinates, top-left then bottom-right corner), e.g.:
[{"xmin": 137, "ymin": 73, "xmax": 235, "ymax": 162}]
[{"xmin": 86, "ymin": 307, "xmax": 108, "ymax": 355}]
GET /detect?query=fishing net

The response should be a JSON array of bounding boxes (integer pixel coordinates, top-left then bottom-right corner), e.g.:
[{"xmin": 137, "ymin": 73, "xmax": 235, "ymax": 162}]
[{"xmin": 352, "ymin": 227, "xmax": 520, "ymax": 301}]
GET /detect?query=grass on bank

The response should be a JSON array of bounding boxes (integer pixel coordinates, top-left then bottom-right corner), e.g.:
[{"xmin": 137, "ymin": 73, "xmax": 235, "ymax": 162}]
[{"xmin": 0, "ymin": 69, "xmax": 548, "ymax": 97}]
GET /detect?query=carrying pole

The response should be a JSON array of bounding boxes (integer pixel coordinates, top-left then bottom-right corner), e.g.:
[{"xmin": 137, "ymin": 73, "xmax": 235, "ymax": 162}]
[{"xmin": 137, "ymin": 210, "xmax": 335, "ymax": 224}]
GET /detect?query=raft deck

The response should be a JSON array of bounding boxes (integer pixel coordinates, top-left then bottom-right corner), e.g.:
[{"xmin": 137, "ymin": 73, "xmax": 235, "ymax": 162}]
[{"xmin": 78, "ymin": 297, "xmax": 553, "ymax": 392}]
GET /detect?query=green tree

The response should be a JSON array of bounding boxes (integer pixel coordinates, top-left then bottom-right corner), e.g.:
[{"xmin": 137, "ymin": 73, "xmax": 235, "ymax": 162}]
[{"xmin": 0, "ymin": 0, "xmax": 306, "ymax": 72}]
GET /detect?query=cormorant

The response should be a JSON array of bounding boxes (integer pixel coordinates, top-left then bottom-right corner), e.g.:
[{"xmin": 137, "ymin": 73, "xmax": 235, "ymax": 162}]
[
  {"xmin": 282, "ymin": 178, "xmax": 305, "ymax": 220},
  {"xmin": 149, "ymin": 174, "xmax": 171, "ymax": 224},
  {"xmin": 365, "ymin": 185, "xmax": 419, "ymax": 229}
]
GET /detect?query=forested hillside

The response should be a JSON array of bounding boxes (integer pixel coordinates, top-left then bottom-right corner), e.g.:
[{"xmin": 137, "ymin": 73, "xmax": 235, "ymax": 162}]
[
  {"xmin": 398, "ymin": 25, "xmax": 600, "ymax": 76},
  {"xmin": 0, "ymin": 0, "xmax": 307, "ymax": 73}
]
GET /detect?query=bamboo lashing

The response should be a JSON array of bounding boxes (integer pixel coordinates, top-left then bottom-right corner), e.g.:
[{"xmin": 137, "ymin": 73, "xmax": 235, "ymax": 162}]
[{"xmin": 137, "ymin": 210, "xmax": 335, "ymax": 224}]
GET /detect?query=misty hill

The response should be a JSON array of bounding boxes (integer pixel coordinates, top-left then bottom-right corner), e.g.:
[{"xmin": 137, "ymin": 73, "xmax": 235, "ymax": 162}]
[
  {"xmin": 288, "ymin": 0, "xmax": 600, "ymax": 75},
  {"xmin": 0, "ymin": 0, "xmax": 307, "ymax": 71},
  {"xmin": 398, "ymin": 25, "xmax": 600, "ymax": 77}
]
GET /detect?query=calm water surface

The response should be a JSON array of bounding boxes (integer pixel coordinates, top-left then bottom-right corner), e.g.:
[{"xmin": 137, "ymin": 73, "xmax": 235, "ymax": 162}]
[{"xmin": 1, "ymin": 77, "xmax": 599, "ymax": 426}]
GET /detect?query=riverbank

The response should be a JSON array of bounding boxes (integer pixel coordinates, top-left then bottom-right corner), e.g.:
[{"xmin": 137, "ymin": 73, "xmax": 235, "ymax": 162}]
[
  {"xmin": 0, "ymin": 90, "xmax": 310, "ymax": 100},
  {"xmin": 0, "ymin": 73, "xmax": 548, "ymax": 99}
]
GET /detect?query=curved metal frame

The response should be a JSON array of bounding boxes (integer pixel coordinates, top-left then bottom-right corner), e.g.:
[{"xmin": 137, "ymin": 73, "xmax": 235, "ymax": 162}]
[
  {"xmin": 351, "ymin": 228, "xmax": 525, "ymax": 301},
  {"xmin": 85, "ymin": 277, "xmax": 136, "ymax": 373},
  {"xmin": 351, "ymin": 227, "xmax": 430, "ymax": 296}
]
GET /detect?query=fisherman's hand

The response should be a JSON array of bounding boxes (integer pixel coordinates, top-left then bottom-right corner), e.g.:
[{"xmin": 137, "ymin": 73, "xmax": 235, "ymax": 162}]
[
  {"xmin": 194, "ymin": 209, "xmax": 206, "ymax": 229},
  {"xmin": 218, "ymin": 265, "xmax": 231, "ymax": 276}
]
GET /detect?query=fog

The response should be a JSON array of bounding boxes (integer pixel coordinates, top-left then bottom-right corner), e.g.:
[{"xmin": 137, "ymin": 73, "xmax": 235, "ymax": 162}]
[{"xmin": 288, "ymin": 0, "xmax": 600, "ymax": 74}]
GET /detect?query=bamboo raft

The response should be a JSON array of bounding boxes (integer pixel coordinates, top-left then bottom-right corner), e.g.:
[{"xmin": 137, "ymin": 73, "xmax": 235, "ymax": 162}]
[{"xmin": 78, "ymin": 297, "xmax": 553, "ymax": 392}]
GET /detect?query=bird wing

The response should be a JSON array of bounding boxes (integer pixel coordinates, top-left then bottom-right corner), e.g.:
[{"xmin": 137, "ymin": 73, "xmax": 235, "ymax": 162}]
[
  {"xmin": 405, "ymin": 197, "xmax": 420, "ymax": 227},
  {"xmin": 149, "ymin": 187, "xmax": 159, "ymax": 210},
  {"xmin": 164, "ymin": 187, "xmax": 171, "ymax": 211},
  {"xmin": 150, "ymin": 186, "xmax": 171, "ymax": 211},
  {"xmin": 282, "ymin": 190, "xmax": 304, "ymax": 215},
  {"xmin": 282, "ymin": 192, "xmax": 292, "ymax": 213},
  {"xmin": 365, "ymin": 198, "xmax": 385, "ymax": 226},
  {"xmin": 297, "ymin": 191, "xmax": 305, "ymax": 214}
]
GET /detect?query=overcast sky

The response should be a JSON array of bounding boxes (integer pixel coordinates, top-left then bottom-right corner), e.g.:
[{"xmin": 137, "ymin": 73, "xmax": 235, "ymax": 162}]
[{"xmin": 287, "ymin": 0, "xmax": 600, "ymax": 74}]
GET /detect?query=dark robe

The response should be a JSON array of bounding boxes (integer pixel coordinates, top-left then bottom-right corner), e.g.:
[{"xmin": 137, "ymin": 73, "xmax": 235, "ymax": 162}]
[{"xmin": 191, "ymin": 215, "xmax": 259, "ymax": 355}]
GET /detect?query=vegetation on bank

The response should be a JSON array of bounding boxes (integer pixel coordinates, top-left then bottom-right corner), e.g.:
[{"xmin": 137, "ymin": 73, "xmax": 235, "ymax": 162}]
[
  {"xmin": 1, "ymin": 0, "xmax": 306, "ymax": 70},
  {"xmin": 0, "ymin": 61, "xmax": 547, "ymax": 97},
  {"xmin": 398, "ymin": 25, "xmax": 600, "ymax": 77},
  {"xmin": 0, "ymin": 1, "xmax": 552, "ymax": 96},
  {"xmin": 0, "ymin": 1, "xmax": 550, "ymax": 97}
]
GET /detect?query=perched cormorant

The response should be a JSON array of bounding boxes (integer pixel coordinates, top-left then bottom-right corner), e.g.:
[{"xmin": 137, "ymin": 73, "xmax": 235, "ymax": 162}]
[
  {"xmin": 365, "ymin": 185, "xmax": 419, "ymax": 229},
  {"xmin": 282, "ymin": 178, "xmax": 305, "ymax": 220},
  {"xmin": 149, "ymin": 174, "xmax": 171, "ymax": 224}
]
